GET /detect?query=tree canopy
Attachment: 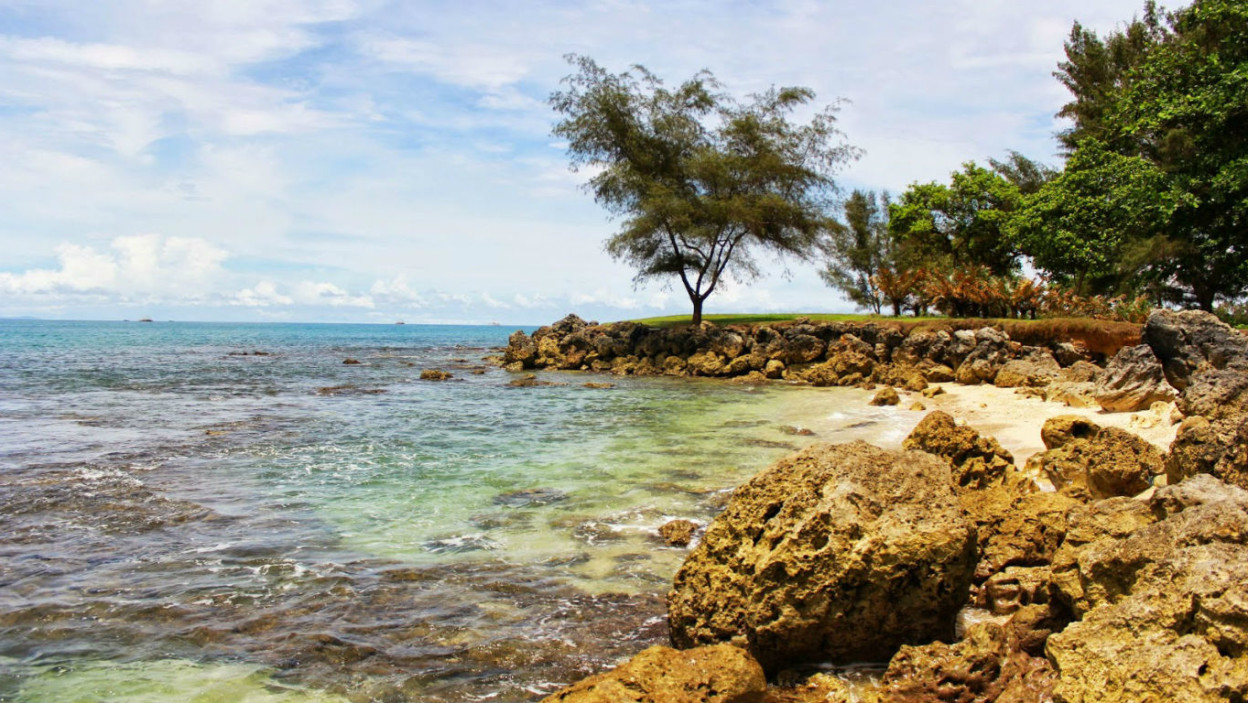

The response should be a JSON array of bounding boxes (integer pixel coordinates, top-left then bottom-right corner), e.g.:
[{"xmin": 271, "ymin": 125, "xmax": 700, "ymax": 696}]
[
  {"xmin": 550, "ymin": 55, "xmax": 857, "ymax": 324},
  {"xmin": 821, "ymin": 190, "xmax": 892, "ymax": 314}
]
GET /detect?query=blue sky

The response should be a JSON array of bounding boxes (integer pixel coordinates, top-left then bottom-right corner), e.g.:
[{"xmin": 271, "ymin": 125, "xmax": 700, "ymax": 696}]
[{"xmin": 0, "ymin": 0, "xmax": 1150, "ymax": 324}]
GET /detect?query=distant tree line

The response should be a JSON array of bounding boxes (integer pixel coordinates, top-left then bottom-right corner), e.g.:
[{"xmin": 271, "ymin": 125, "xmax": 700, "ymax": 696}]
[{"xmin": 823, "ymin": 0, "xmax": 1248, "ymax": 319}]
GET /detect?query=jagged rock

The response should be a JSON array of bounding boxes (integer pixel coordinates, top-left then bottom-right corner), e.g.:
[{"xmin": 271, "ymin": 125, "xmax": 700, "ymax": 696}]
[
  {"xmin": 881, "ymin": 619, "xmax": 1057, "ymax": 703},
  {"xmin": 870, "ymin": 387, "xmax": 900, "ymax": 406},
  {"xmin": 1092, "ymin": 344, "xmax": 1177, "ymax": 412},
  {"xmin": 923, "ymin": 364, "xmax": 957, "ymax": 383},
  {"xmin": 667, "ymin": 442, "xmax": 977, "ymax": 672},
  {"xmin": 955, "ymin": 328, "xmax": 1013, "ymax": 385},
  {"xmin": 1046, "ymin": 476, "xmax": 1248, "ymax": 703},
  {"xmin": 982, "ymin": 566, "xmax": 1053, "ymax": 616},
  {"xmin": 909, "ymin": 401, "xmax": 926, "ymax": 412},
  {"xmin": 1038, "ymin": 415, "xmax": 1100, "ymax": 450},
  {"xmin": 920, "ymin": 386, "xmax": 946, "ymax": 398},
  {"xmin": 902, "ymin": 411, "xmax": 1016, "ymax": 490},
  {"xmin": 686, "ymin": 350, "xmax": 726, "ymax": 376},
  {"xmin": 658, "ymin": 519, "xmax": 699, "ymax": 547},
  {"xmin": 894, "ymin": 330, "xmax": 954, "ymax": 368},
  {"xmin": 763, "ymin": 359, "xmax": 785, "ymax": 379},
  {"xmin": 965, "ymin": 490, "xmax": 1078, "ymax": 584},
  {"xmin": 1144, "ymin": 308, "xmax": 1248, "ymax": 391},
  {"xmin": 419, "ymin": 369, "xmax": 453, "ymax": 381},
  {"xmin": 1059, "ymin": 360, "xmax": 1102, "ymax": 384},
  {"xmin": 1026, "ymin": 419, "xmax": 1163, "ymax": 501},
  {"xmin": 505, "ymin": 330, "xmax": 537, "ymax": 368},
  {"xmin": 783, "ymin": 334, "xmax": 826, "ymax": 364},
  {"xmin": 1167, "ymin": 415, "xmax": 1248, "ymax": 490},
  {"xmin": 1052, "ymin": 341, "xmax": 1092, "ymax": 367},
  {"xmin": 994, "ymin": 349, "xmax": 1061, "ymax": 388},
  {"xmin": 540, "ymin": 643, "xmax": 766, "ymax": 703}
]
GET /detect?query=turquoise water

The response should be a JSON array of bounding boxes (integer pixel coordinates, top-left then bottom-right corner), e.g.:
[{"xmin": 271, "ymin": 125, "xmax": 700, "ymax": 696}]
[{"xmin": 0, "ymin": 320, "xmax": 912, "ymax": 701}]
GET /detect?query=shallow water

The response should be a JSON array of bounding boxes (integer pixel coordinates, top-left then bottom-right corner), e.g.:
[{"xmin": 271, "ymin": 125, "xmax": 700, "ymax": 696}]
[{"xmin": 0, "ymin": 320, "xmax": 913, "ymax": 702}]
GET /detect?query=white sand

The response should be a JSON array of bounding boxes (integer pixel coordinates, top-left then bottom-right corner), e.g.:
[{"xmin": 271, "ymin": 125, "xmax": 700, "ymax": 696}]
[{"xmin": 917, "ymin": 383, "xmax": 1179, "ymax": 466}]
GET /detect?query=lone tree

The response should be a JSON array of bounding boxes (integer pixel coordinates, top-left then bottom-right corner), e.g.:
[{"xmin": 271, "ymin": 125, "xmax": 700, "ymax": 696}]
[{"xmin": 551, "ymin": 55, "xmax": 857, "ymax": 325}]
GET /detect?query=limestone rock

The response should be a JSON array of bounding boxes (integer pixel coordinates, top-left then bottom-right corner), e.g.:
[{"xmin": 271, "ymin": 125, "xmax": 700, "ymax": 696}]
[
  {"xmin": 540, "ymin": 644, "xmax": 766, "ymax": 703},
  {"xmin": 870, "ymin": 387, "xmax": 900, "ymax": 406},
  {"xmin": 966, "ymin": 490, "xmax": 1078, "ymax": 584},
  {"xmin": 881, "ymin": 620, "xmax": 1058, "ymax": 703},
  {"xmin": 667, "ymin": 442, "xmax": 977, "ymax": 671},
  {"xmin": 1167, "ymin": 415, "xmax": 1248, "ymax": 491},
  {"xmin": 1092, "ymin": 344, "xmax": 1177, "ymax": 412},
  {"xmin": 783, "ymin": 334, "xmax": 826, "ymax": 364},
  {"xmin": 1046, "ymin": 476, "xmax": 1248, "ymax": 703},
  {"xmin": 1144, "ymin": 308, "xmax": 1248, "ymax": 391},
  {"xmin": 504, "ymin": 330, "xmax": 537, "ymax": 368},
  {"xmin": 994, "ymin": 349, "xmax": 1061, "ymax": 389},
  {"xmin": 1026, "ymin": 420, "xmax": 1163, "ymax": 501},
  {"xmin": 658, "ymin": 519, "xmax": 699, "ymax": 547},
  {"xmin": 954, "ymin": 328, "xmax": 1013, "ymax": 385},
  {"xmin": 419, "ymin": 369, "xmax": 453, "ymax": 381},
  {"xmin": 903, "ymin": 411, "xmax": 1016, "ymax": 490}
]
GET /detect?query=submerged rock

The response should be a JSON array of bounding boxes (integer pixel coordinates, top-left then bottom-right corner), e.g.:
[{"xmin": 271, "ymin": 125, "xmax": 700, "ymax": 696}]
[
  {"xmin": 667, "ymin": 441, "xmax": 976, "ymax": 672},
  {"xmin": 419, "ymin": 369, "xmax": 453, "ymax": 381},
  {"xmin": 540, "ymin": 643, "xmax": 766, "ymax": 703}
]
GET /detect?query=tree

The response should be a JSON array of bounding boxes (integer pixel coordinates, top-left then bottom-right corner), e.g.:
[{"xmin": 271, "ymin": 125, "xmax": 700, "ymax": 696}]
[
  {"xmin": 1007, "ymin": 140, "xmax": 1184, "ymax": 296},
  {"xmin": 1054, "ymin": 3, "xmax": 1168, "ymax": 153},
  {"xmin": 888, "ymin": 162, "xmax": 1024, "ymax": 277},
  {"xmin": 989, "ymin": 151, "xmax": 1058, "ymax": 195},
  {"xmin": 550, "ymin": 56, "xmax": 858, "ymax": 324},
  {"xmin": 1044, "ymin": 0, "xmax": 1248, "ymax": 310},
  {"xmin": 821, "ymin": 190, "xmax": 891, "ymax": 314}
]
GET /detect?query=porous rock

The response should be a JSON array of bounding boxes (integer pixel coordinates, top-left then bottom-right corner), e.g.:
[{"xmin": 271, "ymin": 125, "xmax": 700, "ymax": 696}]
[
  {"xmin": 658, "ymin": 519, "xmax": 699, "ymax": 547},
  {"xmin": 1045, "ymin": 475, "xmax": 1248, "ymax": 703},
  {"xmin": 667, "ymin": 441, "xmax": 977, "ymax": 672},
  {"xmin": 881, "ymin": 619, "xmax": 1058, "ymax": 703},
  {"xmin": 994, "ymin": 348, "xmax": 1061, "ymax": 389},
  {"xmin": 1092, "ymin": 344, "xmax": 1177, "ymax": 413},
  {"xmin": 540, "ymin": 643, "xmax": 766, "ymax": 703},
  {"xmin": 902, "ymin": 411, "xmax": 1016, "ymax": 490},
  {"xmin": 1144, "ymin": 308, "xmax": 1248, "ymax": 391},
  {"xmin": 870, "ymin": 387, "xmax": 900, "ymax": 406},
  {"xmin": 1025, "ymin": 419, "xmax": 1163, "ymax": 501}
]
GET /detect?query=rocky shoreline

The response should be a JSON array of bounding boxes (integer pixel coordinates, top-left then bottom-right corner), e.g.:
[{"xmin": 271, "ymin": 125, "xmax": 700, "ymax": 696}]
[{"xmin": 513, "ymin": 310, "xmax": 1248, "ymax": 702}]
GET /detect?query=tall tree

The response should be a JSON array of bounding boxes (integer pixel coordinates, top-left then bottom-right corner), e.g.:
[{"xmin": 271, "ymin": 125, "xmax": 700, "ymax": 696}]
[
  {"xmin": 1054, "ymin": 3, "xmax": 1168, "ymax": 153},
  {"xmin": 1043, "ymin": 0, "xmax": 1248, "ymax": 310},
  {"xmin": 550, "ymin": 56, "xmax": 857, "ymax": 324},
  {"xmin": 888, "ymin": 162, "xmax": 1023, "ymax": 277},
  {"xmin": 821, "ymin": 190, "xmax": 891, "ymax": 314}
]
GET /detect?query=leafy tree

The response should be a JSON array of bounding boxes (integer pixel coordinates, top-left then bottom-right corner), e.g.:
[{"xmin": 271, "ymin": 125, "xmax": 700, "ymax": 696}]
[
  {"xmin": 989, "ymin": 151, "xmax": 1058, "ymax": 195},
  {"xmin": 550, "ymin": 56, "xmax": 857, "ymax": 324},
  {"xmin": 1054, "ymin": 3, "xmax": 1168, "ymax": 153},
  {"xmin": 1042, "ymin": 0, "xmax": 1248, "ymax": 310},
  {"xmin": 1007, "ymin": 140, "xmax": 1184, "ymax": 296},
  {"xmin": 821, "ymin": 190, "xmax": 891, "ymax": 314},
  {"xmin": 888, "ymin": 162, "xmax": 1023, "ymax": 277}
]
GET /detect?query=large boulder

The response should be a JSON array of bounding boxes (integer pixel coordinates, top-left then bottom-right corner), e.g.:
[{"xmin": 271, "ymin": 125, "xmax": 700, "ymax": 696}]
[
  {"xmin": 540, "ymin": 644, "xmax": 766, "ymax": 703},
  {"xmin": 994, "ymin": 348, "xmax": 1061, "ymax": 389},
  {"xmin": 903, "ymin": 411, "xmax": 1017, "ymax": 490},
  {"xmin": 1025, "ymin": 418, "xmax": 1163, "ymax": 501},
  {"xmin": 1167, "ymin": 415, "xmax": 1248, "ymax": 491},
  {"xmin": 1092, "ymin": 344, "xmax": 1177, "ymax": 413},
  {"xmin": 667, "ymin": 442, "xmax": 977, "ymax": 672},
  {"xmin": 955, "ymin": 328, "xmax": 1014, "ymax": 385},
  {"xmin": 1144, "ymin": 308, "xmax": 1248, "ymax": 391},
  {"xmin": 1046, "ymin": 476, "xmax": 1248, "ymax": 702}
]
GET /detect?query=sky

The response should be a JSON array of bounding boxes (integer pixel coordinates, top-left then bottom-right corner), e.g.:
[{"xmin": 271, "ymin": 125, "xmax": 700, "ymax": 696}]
[{"xmin": 0, "ymin": 0, "xmax": 1153, "ymax": 325}]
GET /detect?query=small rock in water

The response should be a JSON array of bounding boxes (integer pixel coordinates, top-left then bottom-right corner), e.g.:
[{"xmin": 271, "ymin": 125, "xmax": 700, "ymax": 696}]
[
  {"xmin": 658, "ymin": 519, "xmax": 699, "ymax": 547},
  {"xmin": 508, "ymin": 374, "xmax": 564, "ymax": 387},
  {"xmin": 494, "ymin": 487, "xmax": 569, "ymax": 508},
  {"xmin": 583, "ymin": 381, "xmax": 615, "ymax": 389},
  {"xmin": 342, "ymin": 358, "xmax": 361, "ymax": 365},
  {"xmin": 421, "ymin": 534, "xmax": 498, "ymax": 554},
  {"xmin": 316, "ymin": 385, "xmax": 387, "ymax": 396},
  {"xmin": 779, "ymin": 425, "xmax": 816, "ymax": 436},
  {"xmin": 419, "ymin": 369, "xmax": 453, "ymax": 381}
]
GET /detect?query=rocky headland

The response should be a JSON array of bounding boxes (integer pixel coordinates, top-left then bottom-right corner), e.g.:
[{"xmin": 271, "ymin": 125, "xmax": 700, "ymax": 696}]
[{"xmin": 521, "ymin": 310, "xmax": 1248, "ymax": 702}]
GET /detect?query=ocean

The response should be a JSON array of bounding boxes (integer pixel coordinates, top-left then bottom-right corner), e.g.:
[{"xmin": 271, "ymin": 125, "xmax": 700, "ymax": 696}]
[{"xmin": 0, "ymin": 320, "xmax": 913, "ymax": 702}]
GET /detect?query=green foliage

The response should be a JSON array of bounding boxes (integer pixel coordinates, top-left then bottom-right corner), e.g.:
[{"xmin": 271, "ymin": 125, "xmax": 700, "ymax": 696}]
[
  {"xmin": 1043, "ymin": 0, "xmax": 1248, "ymax": 310},
  {"xmin": 1008, "ymin": 140, "xmax": 1184, "ymax": 295},
  {"xmin": 821, "ymin": 190, "xmax": 892, "ymax": 314},
  {"xmin": 888, "ymin": 162, "xmax": 1023, "ymax": 277},
  {"xmin": 551, "ymin": 55, "xmax": 858, "ymax": 324}
]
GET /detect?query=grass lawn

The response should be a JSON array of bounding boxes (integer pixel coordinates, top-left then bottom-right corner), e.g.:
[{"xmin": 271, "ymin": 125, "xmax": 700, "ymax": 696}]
[{"xmin": 629, "ymin": 312, "xmax": 910, "ymax": 327}]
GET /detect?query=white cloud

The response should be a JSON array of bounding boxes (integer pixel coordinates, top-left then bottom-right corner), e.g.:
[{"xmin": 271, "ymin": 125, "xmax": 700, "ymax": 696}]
[
  {"xmin": 0, "ymin": 235, "xmax": 228, "ymax": 298},
  {"xmin": 291, "ymin": 281, "xmax": 374, "ymax": 308},
  {"xmin": 233, "ymin": 280, "xmax": 293, "ymax": 307}
]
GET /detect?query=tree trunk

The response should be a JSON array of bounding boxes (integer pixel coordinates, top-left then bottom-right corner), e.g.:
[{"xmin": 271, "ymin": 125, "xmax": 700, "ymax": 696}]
[{"xmin": 691, "ymin": 296, "xmax": 704, "ymax": 326}]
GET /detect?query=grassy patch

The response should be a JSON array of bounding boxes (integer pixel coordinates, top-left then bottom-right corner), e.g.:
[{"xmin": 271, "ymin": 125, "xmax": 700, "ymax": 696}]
[{"xmin": 629, "ymin": 313, "xmax": 913, "ymax": 327}]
